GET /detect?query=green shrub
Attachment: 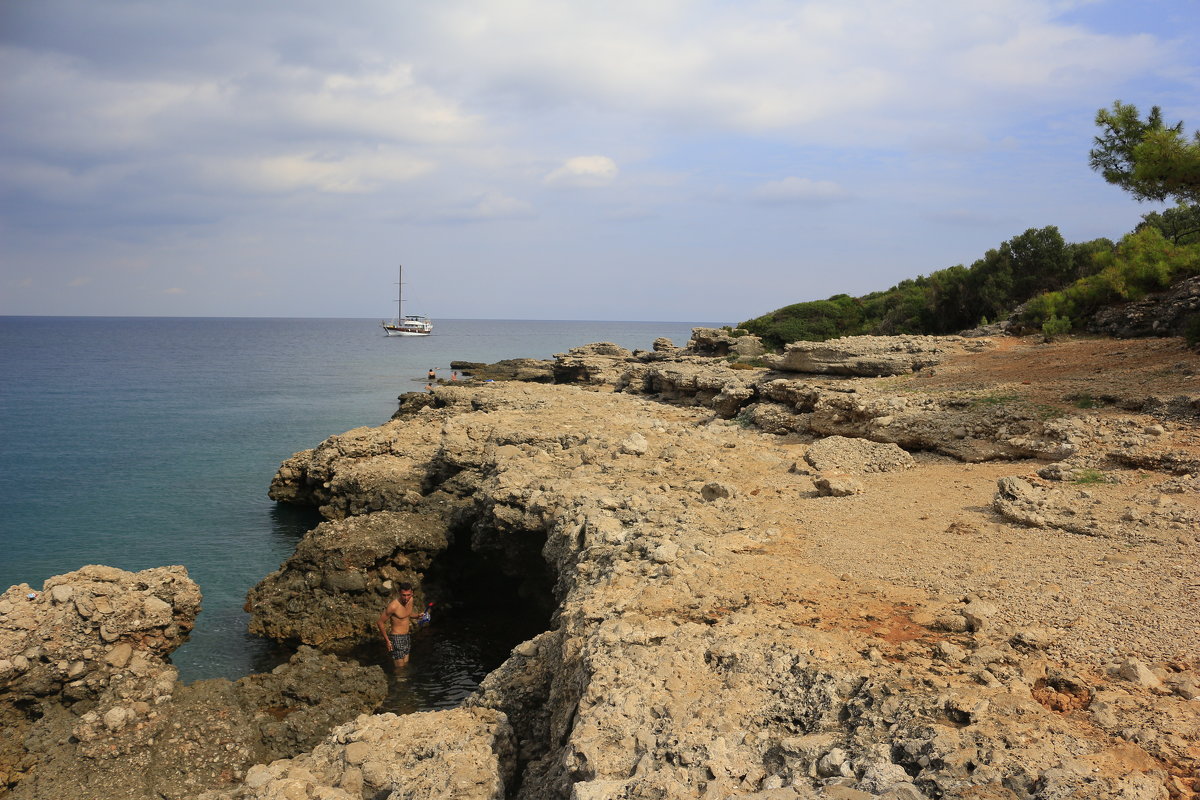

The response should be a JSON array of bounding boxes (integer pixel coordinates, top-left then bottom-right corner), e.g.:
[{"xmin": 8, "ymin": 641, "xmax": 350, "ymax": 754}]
[
  {"xmin": 1073, "ymin": 469, "xmax": 1108, "ymax": 485},
  {"xmin": 1041, "ymin": 314, "xmax": 1072, "ymax": 340}
]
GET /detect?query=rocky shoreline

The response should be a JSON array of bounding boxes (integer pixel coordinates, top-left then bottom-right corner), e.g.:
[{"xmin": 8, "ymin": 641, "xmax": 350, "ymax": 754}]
[{"xmin": 3, "ymin": 329, "xmax": 1198, "ymax": 799}]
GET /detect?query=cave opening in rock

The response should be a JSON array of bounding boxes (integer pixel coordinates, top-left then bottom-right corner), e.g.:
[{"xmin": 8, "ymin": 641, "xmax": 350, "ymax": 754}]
[{"xmin": 368, "ymin": 521, "xmax": 555, "ymax": 714}]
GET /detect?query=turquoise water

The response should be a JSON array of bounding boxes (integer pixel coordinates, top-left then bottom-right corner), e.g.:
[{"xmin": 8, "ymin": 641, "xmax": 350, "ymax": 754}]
[{"xmin": 0, "ymin": 317, "xmax": 715, "ymax": 693}]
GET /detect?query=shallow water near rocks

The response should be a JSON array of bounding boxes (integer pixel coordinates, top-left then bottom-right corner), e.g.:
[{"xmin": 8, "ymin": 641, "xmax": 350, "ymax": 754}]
[
  {"xmin": 350, "ymin": 604, "xmax": 548, "ymax": 713},
  {"xmin": 0, "ymin": 316, "xmax": 712, "ymax": 682}
]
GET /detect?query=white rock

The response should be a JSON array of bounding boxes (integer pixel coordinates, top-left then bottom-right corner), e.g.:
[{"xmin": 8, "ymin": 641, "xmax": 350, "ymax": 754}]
[{"xmin": 103, "ymin": 706, "xmax": 131, "ymax": 730}]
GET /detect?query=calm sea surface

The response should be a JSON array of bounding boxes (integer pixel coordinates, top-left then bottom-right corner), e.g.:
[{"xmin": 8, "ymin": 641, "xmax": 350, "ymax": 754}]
[{"xmin": 0, "ymin": 316, "xmax": 719, "ymax": 704}]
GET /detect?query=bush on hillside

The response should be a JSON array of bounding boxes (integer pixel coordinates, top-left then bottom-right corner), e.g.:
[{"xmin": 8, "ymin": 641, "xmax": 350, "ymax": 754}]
[
  {"xmin": 1020, "ymin": 227, "xmax": 1200, "ymax": 329},
  {"xmin": 740, "ymin": 226, "xmax": 1097, "ymax": 348}
]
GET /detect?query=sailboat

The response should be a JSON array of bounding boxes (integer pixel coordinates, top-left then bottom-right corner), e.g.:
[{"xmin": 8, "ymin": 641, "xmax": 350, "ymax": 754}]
[{"xmin": 381, "ymin": 266, "xmax": 433, "ymax": 336}]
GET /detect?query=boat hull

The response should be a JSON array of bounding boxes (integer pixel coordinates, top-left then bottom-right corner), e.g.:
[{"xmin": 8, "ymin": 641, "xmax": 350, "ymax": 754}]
[{"xmin": 382, "ymin": 315, "xmax": 433, "ymax": 336}]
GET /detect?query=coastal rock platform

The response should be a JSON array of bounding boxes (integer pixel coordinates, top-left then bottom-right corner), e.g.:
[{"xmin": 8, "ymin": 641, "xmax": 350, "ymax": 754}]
[
  {"xmin": 4, "ymin": 332, "xmax": 1198, "ymax": 799},
  {"xmin": 251, "ymin": 333, "xmax": 1199, "ymax": 800}
]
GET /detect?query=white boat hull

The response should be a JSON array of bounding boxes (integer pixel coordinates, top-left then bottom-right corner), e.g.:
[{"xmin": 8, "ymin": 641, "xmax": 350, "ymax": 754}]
[{"xmin": 384, "ymin": 267, "xmax": 433, "ymax": 335}]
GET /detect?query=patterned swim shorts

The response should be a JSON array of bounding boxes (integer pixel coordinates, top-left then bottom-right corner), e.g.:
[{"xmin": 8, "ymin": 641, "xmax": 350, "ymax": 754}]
[{"xmin": 389, "ymin": 633, "xmax": 411, "ymax": 661}]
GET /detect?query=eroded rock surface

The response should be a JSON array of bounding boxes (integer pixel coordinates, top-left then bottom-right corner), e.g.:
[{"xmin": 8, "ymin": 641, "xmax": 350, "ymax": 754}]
[
  {"xmin": 255, "ymin": 332, "xmax": 1200, "ymax": 799},
  {"xmin": 13, "ymin": 331, "xmax": 1197, "ymax": 800},
  {"xmin": 1, "ymin": 567, "xmax": 385, "ymax": 799},
  {"xmin": 247, "ymin": 511, "xmax": 447, "ymax": 647},
  {"xmin": 764, "ymin": 335, "xmax": 990, "ymax": 377},
  {"xmin": 196, "ymin": 707, "xmax": 515, "ymax": 800}
]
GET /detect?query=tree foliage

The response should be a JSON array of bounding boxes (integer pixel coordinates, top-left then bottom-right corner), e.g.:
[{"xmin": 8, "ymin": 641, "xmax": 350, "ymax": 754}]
[
  {"xmin": 738, "ymin": 223, "xmax": 1199, "ymax": 349},
  {"xmin": 1138, "ymin": 203, "xmax": 1200, "ymax": 245},
  {"xmin": 1089, "ymin": 101, "xmax": 1200, "ymax": 205},
  {"xmin": 739, "ymin": 226, "xmax": 1091, "ymax": 346},
  {"xmin": 737, "ymin": 104, "xmax": 1200, "ymax": 350},
  {"xmin": 1020, "ymin": 227, "xmax": 1200, "ymax": 330}
]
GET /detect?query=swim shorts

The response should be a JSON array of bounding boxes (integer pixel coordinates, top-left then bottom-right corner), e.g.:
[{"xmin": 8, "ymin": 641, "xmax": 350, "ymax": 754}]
[{"xmin": 389, "ymin": 633, "xmax": 411, "ymax": 661}]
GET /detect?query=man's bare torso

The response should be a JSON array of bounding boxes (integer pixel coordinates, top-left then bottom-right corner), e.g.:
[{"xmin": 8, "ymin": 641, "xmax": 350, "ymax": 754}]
[{"xmin": 382, "ymin": 597, "xmax": 414, "ymax": 635}]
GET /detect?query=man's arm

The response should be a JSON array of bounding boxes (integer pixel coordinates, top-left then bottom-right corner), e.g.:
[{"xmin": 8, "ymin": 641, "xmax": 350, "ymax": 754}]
[{"xmin": 377, "ymin": 602, "xmax": 394, "ymax": 643}]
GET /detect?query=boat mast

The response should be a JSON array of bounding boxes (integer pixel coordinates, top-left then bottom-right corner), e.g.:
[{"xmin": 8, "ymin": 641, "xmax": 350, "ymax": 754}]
[{"xmin": 397, "ymin": 265, "xmax": 403, "ymax": 320}]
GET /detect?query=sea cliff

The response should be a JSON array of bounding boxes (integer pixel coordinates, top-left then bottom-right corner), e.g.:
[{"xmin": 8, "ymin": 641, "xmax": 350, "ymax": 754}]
[{"xmin": 3, "ymin": 330, "xmax": 1198, "ymax": 799}]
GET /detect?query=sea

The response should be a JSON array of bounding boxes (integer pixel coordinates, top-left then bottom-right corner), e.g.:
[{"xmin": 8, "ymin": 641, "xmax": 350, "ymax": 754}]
[{"xmin": 0, "ymin": 316, "xmax": 719, "ymax": 711}]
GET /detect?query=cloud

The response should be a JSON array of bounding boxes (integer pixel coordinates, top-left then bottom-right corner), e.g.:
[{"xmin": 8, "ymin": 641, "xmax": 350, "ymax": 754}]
[
  {"xmin": 544, "ymin": 156, "xmax": 619, "ymax": 187},
  {"xmin": 0, "ymin": 0, "xmax": 1194, "ymax": 319},
  {"xmin": 751, "ymin": 177, "xmax": 849, "ymax": 205},
  {"xmin": 419, "ymin": 0, "xmax": 1171, "ymax": 145},
  {"xmin": 424, "ymin": 191, "xmax": 535, "ymax": 222},
  {"xmin": 214, "ymin": 149, "xmax": 436, "ymax": 194}
]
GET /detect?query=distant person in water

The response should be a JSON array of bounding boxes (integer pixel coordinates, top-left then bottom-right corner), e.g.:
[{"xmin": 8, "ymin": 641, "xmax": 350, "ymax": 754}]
[
  {"xmin": 378, "ymin": 582, "xmax": 424, "ymax": 668},
  {"xmin": 427, "ymin": 368, "xmax": 436, "ymax": 381},
  {"xmin": 450, "ymin": 371, "xmax": 458, "ymax": 381}
]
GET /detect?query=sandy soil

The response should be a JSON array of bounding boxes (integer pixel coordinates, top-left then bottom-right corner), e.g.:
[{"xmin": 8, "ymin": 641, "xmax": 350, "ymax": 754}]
[{"xmin": 679, "ymin": 335, "xmax": 1200, "ymax": 672}]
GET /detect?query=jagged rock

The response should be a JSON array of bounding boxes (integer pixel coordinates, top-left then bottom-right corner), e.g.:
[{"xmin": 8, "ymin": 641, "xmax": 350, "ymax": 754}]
[
  {"xmin": 1, "ymin": 567, "xmax": 383, "ymax": 800},
  {"xmin": 9, "ymin": 646, "xmax": 384, "ymax": 800},
  {"xmin": 1089, "ymin": 275, "xmax": 1200, "ymax": 338},
  {"xmin": 246, "ymin": 510, "xmax": 447, "ymax": 648},
  {"xmin": 688, "ymin": 327, "xmax": 765, "ymax": 357},
  {"xmin": 652, "ymin": 337, "xmax": 679, "ymax": 352},
  {"xmin": 268, "ymin": 417, "xmax": 446, "ymax": 517},
  {"xmin": 196, "ymin": 707, "xmax": 515, "ymax": 800},
  {"xmin": 0, "ymin": 565, "xmax": 199, "ymax": 707},
  {"xmin": 552, "ymin": 342, "xmax": 634, "ymax": 384}
]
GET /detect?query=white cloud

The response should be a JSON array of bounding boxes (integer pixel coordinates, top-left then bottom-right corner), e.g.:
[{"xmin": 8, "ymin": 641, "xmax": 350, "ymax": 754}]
[
  {"xmin": 203, "ymin": 149, "xmax": 435, "ymax": 194},
  {"xmin": 544, "ymin": 156, "xmax": 619, "ymax": 187},
  {"xmin": 424, "ymin": 191, "xmax": 535, "ymax": 222},
  {"xmin": 752, "ymin": 177, "xmax": 849, "ymax": 205},
  {"xmin": 461, "ymin": 190, "xmax": 535, "ymax": 220},
  {"xmin": 267, "ymin": 64, "xmax": 481, "ymax": 145},
  {"xmin": 421, "ymin": 0, "xmax": 1170, "ymax": 145}
]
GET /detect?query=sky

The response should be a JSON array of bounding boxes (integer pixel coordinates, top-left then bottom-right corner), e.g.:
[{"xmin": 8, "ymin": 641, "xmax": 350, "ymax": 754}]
[{"xmin": 1, "ymin": 0, "xmax": 1197, "ymax": 323}]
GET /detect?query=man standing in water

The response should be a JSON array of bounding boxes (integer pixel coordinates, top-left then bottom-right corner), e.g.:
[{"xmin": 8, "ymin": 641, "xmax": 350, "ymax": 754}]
[{"xmin": 377, "ymin": 582, "xmax": 425, "ymax": 668}]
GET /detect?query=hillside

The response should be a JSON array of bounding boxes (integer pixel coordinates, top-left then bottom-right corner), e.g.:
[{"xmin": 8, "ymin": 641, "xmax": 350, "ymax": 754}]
[{"xmin": 740, "ymin": 219, "xmax": 1200, "ymax": 349}]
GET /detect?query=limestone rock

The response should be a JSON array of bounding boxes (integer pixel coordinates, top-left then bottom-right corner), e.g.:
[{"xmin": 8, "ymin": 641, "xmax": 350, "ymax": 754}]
[
  {"xmin": 813, "ymin": 472, "xmax": 864, "ymax": 497},
  {"xmin": 196, "ymin": 707, "xmax": 515, "ymax": 800},
  {"xmin": 804, "ymin": 436, "xmax": 915, "ymax": 474},
  {"xmin": 246, "ymin": 510, "xmax": 447, "ymax": 648},
  {"xmin": 8, "ymin": 646, "xmax": 384, "ymax": 800},
  {"xmin": 688, "ymin": 327, "xmax": 765, "ymax": 358},
  {"xmin": 765, "ymin": 335, "xmax": 988, "ymax": 376}
]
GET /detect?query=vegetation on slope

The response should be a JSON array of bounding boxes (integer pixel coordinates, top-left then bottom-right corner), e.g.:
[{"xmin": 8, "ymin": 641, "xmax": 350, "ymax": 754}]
[{"xmin": 739, "ymin": 103, "xmax": 1200, "ymax": 350}]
